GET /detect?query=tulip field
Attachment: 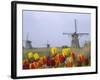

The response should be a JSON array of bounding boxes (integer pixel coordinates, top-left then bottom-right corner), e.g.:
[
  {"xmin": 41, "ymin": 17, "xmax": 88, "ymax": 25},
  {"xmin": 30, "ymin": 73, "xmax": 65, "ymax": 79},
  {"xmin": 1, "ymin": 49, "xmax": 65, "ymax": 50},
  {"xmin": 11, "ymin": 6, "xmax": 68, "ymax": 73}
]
[{"xmin": 22, "ymin": 44, "xmax": 91, "ymax": 69}]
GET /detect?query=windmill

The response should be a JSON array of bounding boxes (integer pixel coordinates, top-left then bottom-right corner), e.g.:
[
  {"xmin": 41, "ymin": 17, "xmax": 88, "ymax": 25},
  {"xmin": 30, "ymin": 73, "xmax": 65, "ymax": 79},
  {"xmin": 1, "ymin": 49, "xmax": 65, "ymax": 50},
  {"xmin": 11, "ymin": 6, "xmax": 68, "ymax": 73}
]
[
  {"xmin": 46, "ymin": 40, "xmax": 50, "ymax": 48},
  {"xmin": 63, "ymin": 19, "xmax": 89, "ymax": 48},
  {"xmin": 43, "ymin": 40, "xmax": 50, "ymax": 48},
  {"xmin": 23, "ymin": 33, "xmax": 32, "ymax": 49}
]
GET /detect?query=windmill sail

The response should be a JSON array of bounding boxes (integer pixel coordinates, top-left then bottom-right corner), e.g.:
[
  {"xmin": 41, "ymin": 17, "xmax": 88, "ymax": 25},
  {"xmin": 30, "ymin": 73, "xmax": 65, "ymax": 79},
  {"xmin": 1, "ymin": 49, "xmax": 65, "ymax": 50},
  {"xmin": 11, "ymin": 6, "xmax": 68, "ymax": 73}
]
[{"xmin": 75, "ymin": 19, "xmax": 77, "ymax": 33}]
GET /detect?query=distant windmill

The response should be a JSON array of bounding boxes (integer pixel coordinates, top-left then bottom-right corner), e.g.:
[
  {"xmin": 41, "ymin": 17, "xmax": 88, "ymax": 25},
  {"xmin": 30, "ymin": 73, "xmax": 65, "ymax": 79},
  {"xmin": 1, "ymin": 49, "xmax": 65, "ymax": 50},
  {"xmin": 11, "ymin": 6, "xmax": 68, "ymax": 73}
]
[
  {"xmin": 43, "ymin": 40, "xmax": 50, "ymax": 48},
  {"xmin": 63, "ymin": 19, "xmax": 89, "ymax": 48},
  {"xmin": 24, "ymin": 33, "xmax": 32, "ymax": 49}
]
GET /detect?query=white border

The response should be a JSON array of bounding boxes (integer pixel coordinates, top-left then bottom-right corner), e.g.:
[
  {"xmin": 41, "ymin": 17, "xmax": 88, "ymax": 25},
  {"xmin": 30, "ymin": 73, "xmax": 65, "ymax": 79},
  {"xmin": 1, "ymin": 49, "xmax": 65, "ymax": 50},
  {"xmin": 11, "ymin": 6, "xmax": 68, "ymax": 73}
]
[{"xmin": 17, "ymin": 3, "xmax": 96, "ymax": 77}]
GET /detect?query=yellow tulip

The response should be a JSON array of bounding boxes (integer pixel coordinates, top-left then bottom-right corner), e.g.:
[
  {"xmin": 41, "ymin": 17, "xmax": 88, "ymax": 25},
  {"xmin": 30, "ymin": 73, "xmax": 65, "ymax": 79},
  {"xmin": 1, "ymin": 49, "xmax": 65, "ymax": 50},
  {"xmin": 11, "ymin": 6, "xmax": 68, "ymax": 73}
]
[
  {"xmin": 27, "ymin": 51, "xmax": 33, "ymax": 59},
  {"xmin": 62, "ymin": 48, "xmax": 71, "ymax": 57},
  {"xmin": 33, "ymin": 53, "xmax": 40, "ymax": 60},
  {"xmin": 51, "ymin": 48, "xmax": 57, "ymax": 56}
]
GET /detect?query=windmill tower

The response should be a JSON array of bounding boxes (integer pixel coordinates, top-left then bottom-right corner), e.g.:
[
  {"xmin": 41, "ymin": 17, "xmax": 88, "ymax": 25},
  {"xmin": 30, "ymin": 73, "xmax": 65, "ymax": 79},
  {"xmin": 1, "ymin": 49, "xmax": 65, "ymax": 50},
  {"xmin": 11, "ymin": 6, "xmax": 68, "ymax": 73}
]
[
  {"xmin": 25, "ymin": 33, "xmax": 32, "ymax": 49},
  {"xmin": 63, "ymin": 19, "xmax": 89, "ymax": 48}
]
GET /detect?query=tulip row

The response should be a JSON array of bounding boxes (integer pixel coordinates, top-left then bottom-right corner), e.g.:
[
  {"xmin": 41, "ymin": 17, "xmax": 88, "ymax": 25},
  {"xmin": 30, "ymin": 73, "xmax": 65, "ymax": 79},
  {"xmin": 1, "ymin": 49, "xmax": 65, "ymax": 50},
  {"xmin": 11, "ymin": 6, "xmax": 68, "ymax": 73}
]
[{"xmin": 23, "ymin": 48, "xmax": 90, "ymax": 69}]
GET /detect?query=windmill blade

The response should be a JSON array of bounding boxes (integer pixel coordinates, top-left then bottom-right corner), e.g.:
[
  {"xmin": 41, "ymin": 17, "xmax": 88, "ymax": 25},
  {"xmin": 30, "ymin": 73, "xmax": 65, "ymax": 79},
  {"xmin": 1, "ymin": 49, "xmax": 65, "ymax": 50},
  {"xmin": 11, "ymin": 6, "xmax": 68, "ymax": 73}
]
[
  {"xmin": 77, "ymin": 33, "xmax": 89, "ymax": 35},
  {"xmin": 78, "ymin": 33, "xmax": 89, "ymax": 40},
  {"xmin": 62, "ymin": 32, "xmax": 72, "ymax": 35},
  {"xmin": 75, "ymin": 19, "xmax": 77, "ymax": 33}
]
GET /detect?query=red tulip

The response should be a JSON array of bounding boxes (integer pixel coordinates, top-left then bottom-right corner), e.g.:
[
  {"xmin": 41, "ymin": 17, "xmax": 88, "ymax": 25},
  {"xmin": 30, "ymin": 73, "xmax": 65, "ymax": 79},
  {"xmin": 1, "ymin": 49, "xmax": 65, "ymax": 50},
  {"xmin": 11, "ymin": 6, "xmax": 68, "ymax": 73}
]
[
  {"xmin": 46, "ymin": 57, "xmax": 51, "ymax": 67},
  {"xmin": 76, "ymin": 53, "xmax": 85, "ymax": 66},
  {"xmin": 33, "ymin": 61, "xmax": 39, "ymax": 69},
  {"xmin": 54, "ymin": 54, "xmax": 60, "ymax": 67},
  {"xmin": 66, "ymin": 60, "xmax": 73, "ymax": 67},
  {"xmin": 54, "ymin": 54, "xmax": 60, "ymax": 60},
  {"xmin": 29, "ymin": 63, "xmax": 35, "ymax": 69},
  {"xmin": 84, "ymin": 57, "xmax": 89, "ymax": 65},
  {"xmin": 38, "ymin": 58, "xmax": 44, "ymax": 68},
  {"xmin": 23, "ymin": 59, "xmax": 29, "ymax": 69},
  {"xmin": 77, "ymin": 60, "xmax": 82, "ymax": 66},
  {"xmin": 77, "ymin": 53, "xmax": 85, "ymax": 63},
  {"xmin": 71, "ymin": 52, "xmax": 75, "ymax": 60},
  {"xmin": 51, "ymin": 59, "xmax": 56, "ymax": 67},
  {"xmin": 59, "ymin": 54, "xmax": 66, "ymax": 63}
]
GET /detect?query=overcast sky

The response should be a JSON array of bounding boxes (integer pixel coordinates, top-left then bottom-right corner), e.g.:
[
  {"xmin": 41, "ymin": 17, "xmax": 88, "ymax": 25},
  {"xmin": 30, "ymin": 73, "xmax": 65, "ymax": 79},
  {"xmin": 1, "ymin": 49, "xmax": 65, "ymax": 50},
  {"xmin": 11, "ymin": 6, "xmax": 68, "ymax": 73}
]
[{"xmin": 23, "ymin": 10, "xmax": 91, "ymax": 48}]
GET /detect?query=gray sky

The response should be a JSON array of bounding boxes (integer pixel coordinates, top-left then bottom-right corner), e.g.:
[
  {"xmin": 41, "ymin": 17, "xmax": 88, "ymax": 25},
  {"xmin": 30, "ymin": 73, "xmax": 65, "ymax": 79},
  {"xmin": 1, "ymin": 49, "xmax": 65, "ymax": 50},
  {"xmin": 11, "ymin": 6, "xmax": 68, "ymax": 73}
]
[{"xmin": 23, "ymin": 10, "xmax": 91, "ymax": 48}]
